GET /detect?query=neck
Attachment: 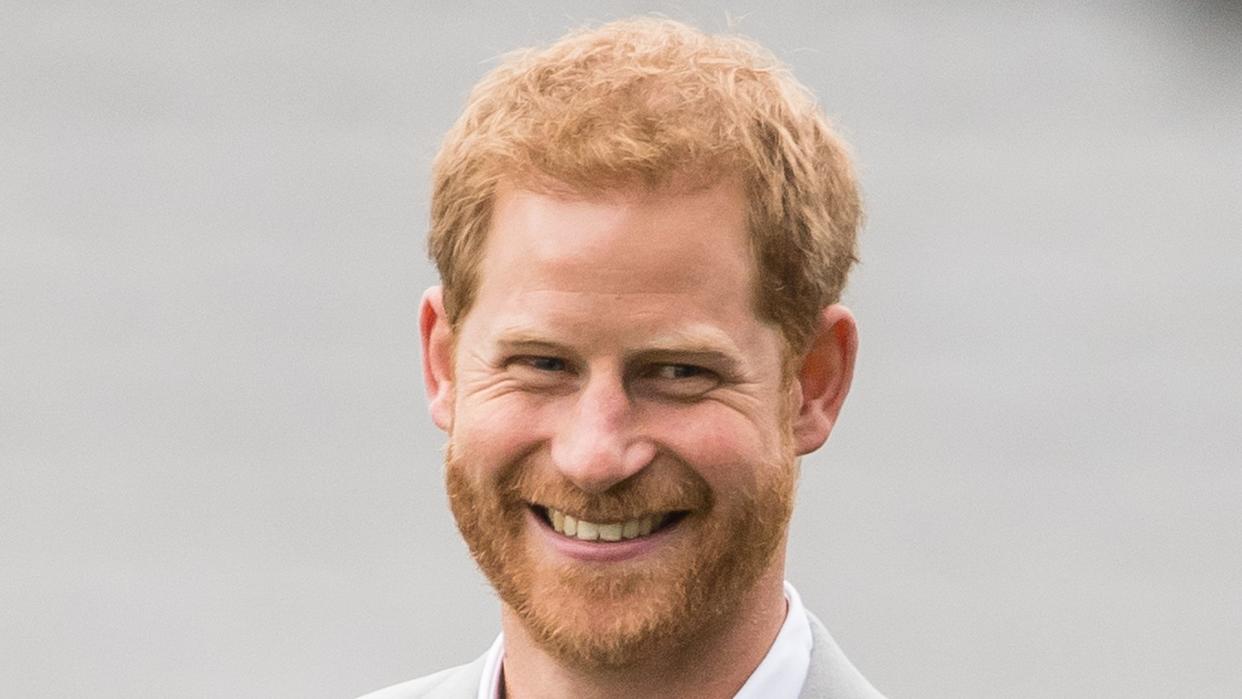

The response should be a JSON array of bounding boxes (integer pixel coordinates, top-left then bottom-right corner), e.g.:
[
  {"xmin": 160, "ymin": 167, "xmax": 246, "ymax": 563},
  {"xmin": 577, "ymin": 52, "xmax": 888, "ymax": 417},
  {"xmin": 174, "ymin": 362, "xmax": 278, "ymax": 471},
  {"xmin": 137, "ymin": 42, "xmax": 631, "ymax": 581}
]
[{"xmin": 498, "ymin": 557, "xmax": 789, "ymax": 699}]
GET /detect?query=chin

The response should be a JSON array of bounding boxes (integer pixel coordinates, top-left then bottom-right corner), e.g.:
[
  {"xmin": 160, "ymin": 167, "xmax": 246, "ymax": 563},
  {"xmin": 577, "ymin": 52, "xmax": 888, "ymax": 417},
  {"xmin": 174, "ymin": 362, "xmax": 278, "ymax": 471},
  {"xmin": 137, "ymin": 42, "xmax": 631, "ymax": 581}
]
[
  {"xmin": 444, "ymin": 451, "xmax": 797, "ymax": 670},
  {"xmin": 513, "ymin": 556, "xmax": 714, "ymax": 668}
]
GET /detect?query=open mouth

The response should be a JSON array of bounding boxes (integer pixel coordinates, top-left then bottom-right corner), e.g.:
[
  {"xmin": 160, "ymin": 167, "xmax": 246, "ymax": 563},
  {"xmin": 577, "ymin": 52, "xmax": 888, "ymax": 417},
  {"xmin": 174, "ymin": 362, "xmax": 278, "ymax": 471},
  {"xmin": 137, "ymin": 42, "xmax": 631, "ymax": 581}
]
[{"xmin": 531, "ymin": 504, "xmax": 688, "ymax": 542}]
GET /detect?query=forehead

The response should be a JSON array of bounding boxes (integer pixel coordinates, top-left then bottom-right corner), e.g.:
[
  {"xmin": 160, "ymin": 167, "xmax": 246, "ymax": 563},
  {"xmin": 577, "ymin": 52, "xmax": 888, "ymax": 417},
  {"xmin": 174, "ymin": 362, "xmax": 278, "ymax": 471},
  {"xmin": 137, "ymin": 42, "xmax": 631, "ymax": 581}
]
[
  {"xmin": 480, "ymin": 179, "xmax": 753, "ymax": 293},
  {"xmin": 460, "ymin": 178, "xmax": 773, "ymax": 353}
]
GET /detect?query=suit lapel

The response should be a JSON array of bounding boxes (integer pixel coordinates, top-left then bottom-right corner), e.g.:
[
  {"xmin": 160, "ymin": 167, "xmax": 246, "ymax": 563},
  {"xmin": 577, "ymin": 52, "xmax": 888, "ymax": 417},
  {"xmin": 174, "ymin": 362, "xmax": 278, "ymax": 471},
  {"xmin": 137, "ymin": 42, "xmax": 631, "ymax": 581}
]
[{"xmin": 798, "ymin": 610, "xmax": 885, "ymax": 698}]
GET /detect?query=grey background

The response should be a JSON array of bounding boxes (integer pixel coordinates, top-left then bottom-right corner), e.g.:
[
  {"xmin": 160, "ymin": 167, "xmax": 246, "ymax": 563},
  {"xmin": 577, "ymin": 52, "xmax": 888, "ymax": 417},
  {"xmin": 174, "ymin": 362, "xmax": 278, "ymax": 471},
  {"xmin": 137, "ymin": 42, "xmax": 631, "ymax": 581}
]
[{"xmin": 2, "ymin": 1, "xmax": 1239, "ymax": 697}]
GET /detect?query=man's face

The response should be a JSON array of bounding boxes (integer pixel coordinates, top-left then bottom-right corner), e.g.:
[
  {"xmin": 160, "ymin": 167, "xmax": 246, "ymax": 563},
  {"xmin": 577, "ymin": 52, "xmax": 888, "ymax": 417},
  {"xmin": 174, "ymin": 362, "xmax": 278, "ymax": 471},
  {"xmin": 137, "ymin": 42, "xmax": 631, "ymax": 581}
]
[{"xmin": 434, "ymin": 179, "xmax": 799, "ymax": 668}]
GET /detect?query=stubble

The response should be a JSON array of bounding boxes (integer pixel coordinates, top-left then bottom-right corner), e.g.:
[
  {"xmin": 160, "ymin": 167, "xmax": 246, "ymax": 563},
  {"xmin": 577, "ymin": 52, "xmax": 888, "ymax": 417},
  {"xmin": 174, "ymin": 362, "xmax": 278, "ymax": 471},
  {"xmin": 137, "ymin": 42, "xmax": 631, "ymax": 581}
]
[{"xmin": 444, "ymin": 441, "xmax": 796, "ymax": 669}]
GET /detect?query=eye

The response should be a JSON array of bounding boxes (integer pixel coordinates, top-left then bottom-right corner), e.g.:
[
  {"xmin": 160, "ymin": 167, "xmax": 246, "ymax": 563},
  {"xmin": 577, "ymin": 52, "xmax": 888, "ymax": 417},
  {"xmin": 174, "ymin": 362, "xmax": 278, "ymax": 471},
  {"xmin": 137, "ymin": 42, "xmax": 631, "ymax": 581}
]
[
  {"xmin": 640, "ymin": 363, "xmax": 720, "ymax": 399},
  {"xmin": 653, "ymin": 364, "xmax": 707, "ymax": 380},
  {"xmin": 521, "ymin": 356, "xmax": 567, "ymax": 372},
  {"xmin": 506, "ymin": 355, "xmax": 575, "ymax": 391}
]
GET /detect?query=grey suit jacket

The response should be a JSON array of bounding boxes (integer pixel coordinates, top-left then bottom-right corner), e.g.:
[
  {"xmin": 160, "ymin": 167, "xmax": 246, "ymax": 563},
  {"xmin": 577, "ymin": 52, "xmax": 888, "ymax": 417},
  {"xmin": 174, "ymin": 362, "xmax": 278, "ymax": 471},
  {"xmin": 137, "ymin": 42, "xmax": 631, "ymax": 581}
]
[{"xmin": 358, "ymin": 610, "xmax": 884, "ymax": 698}]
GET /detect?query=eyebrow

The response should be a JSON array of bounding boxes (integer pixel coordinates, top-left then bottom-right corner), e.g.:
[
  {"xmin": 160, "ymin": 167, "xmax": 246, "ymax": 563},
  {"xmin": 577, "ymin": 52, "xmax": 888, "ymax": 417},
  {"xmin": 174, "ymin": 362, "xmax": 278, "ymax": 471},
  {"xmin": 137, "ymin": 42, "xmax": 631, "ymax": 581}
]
[{"xmin": 491, "ymin": 331, "xmax": 573, "ymax": 355}]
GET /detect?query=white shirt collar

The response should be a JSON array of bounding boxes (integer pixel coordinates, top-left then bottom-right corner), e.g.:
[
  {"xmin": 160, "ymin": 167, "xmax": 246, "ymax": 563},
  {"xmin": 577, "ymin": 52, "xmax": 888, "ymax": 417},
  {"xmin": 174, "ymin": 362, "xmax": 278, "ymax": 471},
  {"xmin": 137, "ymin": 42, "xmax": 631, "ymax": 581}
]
[
  {"xmin": 479, "ymin": 581, "xmax": 812, "ymax": 698},
  {"xmin": 477, "ymin": 633, "xmax": 505, "ymax": 699}
]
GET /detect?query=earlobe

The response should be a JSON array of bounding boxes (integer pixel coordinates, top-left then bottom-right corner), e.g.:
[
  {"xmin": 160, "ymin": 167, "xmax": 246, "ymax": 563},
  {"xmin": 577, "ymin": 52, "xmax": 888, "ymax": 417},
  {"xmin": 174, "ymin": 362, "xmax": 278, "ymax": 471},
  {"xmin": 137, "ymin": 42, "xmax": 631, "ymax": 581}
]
[
  {"xmin": 791, "ymin": 305, "xmax": 858, "ymax": 455},
  {"xmin": 420, "ymin": 286, "xmax": 456, "ymax": 432}
]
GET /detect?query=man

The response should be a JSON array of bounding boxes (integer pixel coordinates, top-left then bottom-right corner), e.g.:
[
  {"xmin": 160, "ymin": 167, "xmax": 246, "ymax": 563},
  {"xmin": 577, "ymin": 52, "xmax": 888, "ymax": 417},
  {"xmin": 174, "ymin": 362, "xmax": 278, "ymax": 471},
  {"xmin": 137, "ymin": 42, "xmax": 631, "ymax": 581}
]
[{"xmin": 364, "ymin": 17, "xmax": 884, "ymax": 699}]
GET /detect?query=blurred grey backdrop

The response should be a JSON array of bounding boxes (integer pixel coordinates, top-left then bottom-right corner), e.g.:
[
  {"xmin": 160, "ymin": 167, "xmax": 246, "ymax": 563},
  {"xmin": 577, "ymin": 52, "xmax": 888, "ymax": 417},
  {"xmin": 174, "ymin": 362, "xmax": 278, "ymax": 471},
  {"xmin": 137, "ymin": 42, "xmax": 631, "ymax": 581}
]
[{"xmin": 2, "ymin": 1, "xmax": 1239, "ymax": 697}]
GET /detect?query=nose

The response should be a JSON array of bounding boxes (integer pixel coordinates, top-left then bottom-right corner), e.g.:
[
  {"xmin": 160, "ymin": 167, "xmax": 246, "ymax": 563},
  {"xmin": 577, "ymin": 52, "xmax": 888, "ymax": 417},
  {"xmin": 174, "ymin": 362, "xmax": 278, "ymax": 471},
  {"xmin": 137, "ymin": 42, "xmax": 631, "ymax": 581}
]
[{"xmin": 549, "ymin": 370, "xmax": 656, "ymax": 494}]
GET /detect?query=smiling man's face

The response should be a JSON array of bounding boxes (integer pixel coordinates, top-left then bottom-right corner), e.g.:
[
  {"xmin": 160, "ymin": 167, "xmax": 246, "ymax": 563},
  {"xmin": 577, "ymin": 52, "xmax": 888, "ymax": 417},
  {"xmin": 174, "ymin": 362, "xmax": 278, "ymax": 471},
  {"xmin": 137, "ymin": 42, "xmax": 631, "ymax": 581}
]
[{"xmin": 424, "ymin": 179, "xmax": 800, "ymax": 668}]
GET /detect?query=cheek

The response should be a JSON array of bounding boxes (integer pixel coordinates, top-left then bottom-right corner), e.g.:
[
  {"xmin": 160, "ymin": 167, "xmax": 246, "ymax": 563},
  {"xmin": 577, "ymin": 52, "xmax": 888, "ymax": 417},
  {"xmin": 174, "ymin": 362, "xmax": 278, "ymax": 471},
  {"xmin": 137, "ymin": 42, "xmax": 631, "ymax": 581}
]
[
  {"xmin": 451, "ymin": 394, "xmax": 556, "ymax": 472},
  {"xmin": 646, "ymin": 406, "xmax": 779, "ymax": 488}
]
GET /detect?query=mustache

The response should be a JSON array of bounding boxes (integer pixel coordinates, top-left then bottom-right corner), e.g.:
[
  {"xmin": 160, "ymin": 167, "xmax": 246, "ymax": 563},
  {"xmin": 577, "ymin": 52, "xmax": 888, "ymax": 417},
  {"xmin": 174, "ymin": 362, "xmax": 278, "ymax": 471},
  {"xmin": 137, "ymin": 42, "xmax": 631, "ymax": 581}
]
[{"xmin": 501, "ymin": 460, "xmax": 714, "ymax": 521}]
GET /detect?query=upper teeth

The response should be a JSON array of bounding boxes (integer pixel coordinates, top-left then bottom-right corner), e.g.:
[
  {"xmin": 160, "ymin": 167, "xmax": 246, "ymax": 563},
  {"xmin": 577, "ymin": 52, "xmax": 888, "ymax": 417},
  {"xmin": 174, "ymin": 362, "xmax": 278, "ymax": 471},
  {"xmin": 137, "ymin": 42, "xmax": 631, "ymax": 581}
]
[{"xmin": 547, "ymin": 507, "xmax": 662, "ymax": 542}]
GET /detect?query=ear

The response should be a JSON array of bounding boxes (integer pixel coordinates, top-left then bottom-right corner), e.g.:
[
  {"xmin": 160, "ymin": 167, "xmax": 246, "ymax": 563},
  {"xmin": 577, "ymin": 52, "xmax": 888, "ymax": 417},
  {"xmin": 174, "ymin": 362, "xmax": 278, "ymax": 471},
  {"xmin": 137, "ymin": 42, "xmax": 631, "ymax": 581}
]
[
  {"xmin": 419, "ymin": 286, "xmax": 456, "ymax": 432},
  {"xmin": 791, "ymin": 304, "xmax": 858, "ymax": 456}
]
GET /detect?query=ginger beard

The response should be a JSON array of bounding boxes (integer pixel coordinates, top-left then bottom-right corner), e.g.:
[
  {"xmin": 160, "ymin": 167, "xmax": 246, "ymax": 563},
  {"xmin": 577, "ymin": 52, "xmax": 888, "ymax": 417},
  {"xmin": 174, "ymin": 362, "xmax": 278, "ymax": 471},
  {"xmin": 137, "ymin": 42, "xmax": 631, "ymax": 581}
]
[{"xmin": 444, "ymin": 440, "xmax": 797, "ymax": 669}]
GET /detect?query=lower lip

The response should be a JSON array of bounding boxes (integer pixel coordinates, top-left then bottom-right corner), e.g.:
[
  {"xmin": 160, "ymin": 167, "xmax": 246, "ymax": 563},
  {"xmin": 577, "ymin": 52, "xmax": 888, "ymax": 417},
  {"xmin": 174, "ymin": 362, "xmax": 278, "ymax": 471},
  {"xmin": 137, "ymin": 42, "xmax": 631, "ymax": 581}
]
[{"xmin": 527, "ymin": 508, "xmax": 680, "ymax": 563}]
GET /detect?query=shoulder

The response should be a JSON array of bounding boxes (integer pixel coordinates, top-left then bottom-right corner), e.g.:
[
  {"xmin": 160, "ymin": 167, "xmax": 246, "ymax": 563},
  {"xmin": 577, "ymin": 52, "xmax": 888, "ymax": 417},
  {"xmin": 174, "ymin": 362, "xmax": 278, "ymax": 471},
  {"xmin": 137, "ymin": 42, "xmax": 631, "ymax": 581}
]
[
  {"xmin": 356, "ymin": 656, "xmax": 487, "ymax": 699},
  {"xmin": 801, "ymin": 609, "xmax": 887, "ymax": 699}
]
